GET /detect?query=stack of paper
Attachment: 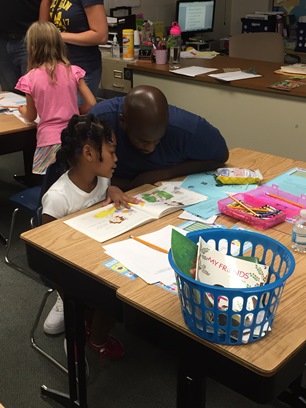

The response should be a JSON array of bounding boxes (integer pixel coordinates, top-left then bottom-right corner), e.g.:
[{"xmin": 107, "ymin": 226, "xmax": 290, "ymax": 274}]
[
  {"xmin": 278, "ymin": 64, "xmax": 306, "ymax": 75},
  {"xmin": 208, "ymin": 71, "xmax": 262, "ymax": 82},
  {"xmin": 103, "ymin": 225, "xmax": 186, "ymax": 285},
  {"xmin": 0, "ymin": 92, "xmax": 25, "ymax": 114},
  {"xmin": 180, "ymin": 49, "xmax": 219, "ymax": 59}
]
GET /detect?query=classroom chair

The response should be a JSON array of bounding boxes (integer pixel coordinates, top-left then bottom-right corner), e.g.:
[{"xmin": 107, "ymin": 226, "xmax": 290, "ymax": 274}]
[
  {"xmin": 228, "ymin": 32, "xmax": 299, "ymax": 64},
  {"xmin": 4, "ymin": 162, "xmax": 68, "ymax": 375}
]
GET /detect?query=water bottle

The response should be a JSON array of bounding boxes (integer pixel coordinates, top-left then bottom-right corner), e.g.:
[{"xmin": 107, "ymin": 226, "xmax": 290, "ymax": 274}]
[
  {"xmin": 167, "ymin": 21, "xmax": 182, "ymax": 69},
  {"xmin": 112, "ymin": 34, "xmax": 120, "ymax": 59},
  {"xmin": 291, "ymin": 209, "xmax": 306, "ymax": 253},
  {"xmin": 134, "ymin": 29, "xmax": 140, "ymax": 60}
]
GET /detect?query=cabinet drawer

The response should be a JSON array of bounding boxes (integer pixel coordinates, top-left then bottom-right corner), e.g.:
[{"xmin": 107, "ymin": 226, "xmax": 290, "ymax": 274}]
[{"xmin": 101, "ymin": 57, "xmax": 134, "ymax": 93}]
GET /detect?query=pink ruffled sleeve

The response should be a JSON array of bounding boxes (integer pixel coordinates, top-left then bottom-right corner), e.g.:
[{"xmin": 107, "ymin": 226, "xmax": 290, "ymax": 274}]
[
  {"xmin": 71, "ymin": 65, "xmax": 86, "ymax": 82},
  {"xmin": 15, "ymin": 74, "xmax": 32, "ymax": 94}
]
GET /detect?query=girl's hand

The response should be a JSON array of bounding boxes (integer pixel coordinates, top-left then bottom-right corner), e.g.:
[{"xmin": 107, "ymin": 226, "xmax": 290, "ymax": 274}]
[
  {"xmin": 102, "ymin": 186, "xmax": 140, "ymax": 209},
  {"xmin": 18, "ymin": 105, "xmax": 26, "ymax": 117},
  {"xmin": 190, "ymin": 259, "xmax": 197, "ymax": 277}
]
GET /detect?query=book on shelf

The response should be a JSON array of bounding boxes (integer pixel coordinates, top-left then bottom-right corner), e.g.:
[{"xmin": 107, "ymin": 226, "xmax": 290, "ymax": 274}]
[{"xmin": 64, "ymin": 186, "xmax": 207, "ymax": 242}]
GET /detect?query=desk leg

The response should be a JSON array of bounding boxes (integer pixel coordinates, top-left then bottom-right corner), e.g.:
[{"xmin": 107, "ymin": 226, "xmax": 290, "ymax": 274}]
[
  {"xmin": 177, "ymin": 353, "xmax": 206, "ymax": 408},
  {"xmin": 41, "ymin": 295, "xmax": 88, "ymax": 408},
  {"xmin": 277, "ymin": 375, "xmax": 306, "ymax": 407}
]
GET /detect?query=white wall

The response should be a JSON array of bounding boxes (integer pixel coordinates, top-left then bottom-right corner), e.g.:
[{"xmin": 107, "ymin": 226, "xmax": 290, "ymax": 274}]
[
  {"xmin": 104, "ymin": 0, "xmax": 273, "ymax": 40},
  {"xmin": 230, "ymin": 0, "xmax": 273, "ymax": 35},
  {"xmin": 104, "ymin": 0, "xmax": 177, "ymax": 29}
]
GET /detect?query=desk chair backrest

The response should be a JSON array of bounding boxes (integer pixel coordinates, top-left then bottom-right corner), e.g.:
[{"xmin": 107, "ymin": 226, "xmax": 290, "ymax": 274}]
[
  {"xmin": 33, "ymin": 160, "xmax": 68, "ymax": 227},
  {"xmin": 229, "ymin": 32, "xmax": 285, "ymax": 63},
  {"xmin": 5, "ymin": 160, "xmax": 67, "ymax": 272}
]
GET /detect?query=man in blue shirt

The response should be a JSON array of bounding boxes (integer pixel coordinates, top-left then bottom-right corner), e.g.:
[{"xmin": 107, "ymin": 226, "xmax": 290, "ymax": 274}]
[{"xmin": 90, "ymin": 85, "xmax": 229, "ymax": 191}]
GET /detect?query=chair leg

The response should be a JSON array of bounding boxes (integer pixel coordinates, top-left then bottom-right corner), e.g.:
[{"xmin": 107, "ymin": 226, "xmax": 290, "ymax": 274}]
[
  {"xmin": 0, "ymin": 231, "xmax": 7, "ymax": 245},
  {"xmin": 30, "ymin": 288, "xmax": 68, "ymax": 375},
  {"xmin": 4, "ymin": 208, "xmax": 28, "ymax": 274}
]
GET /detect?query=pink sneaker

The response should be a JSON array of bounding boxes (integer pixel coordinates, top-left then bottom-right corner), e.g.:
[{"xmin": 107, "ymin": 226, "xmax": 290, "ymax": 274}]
[{"xmin": 89, "ymin": 336, "xmax": 124, "ymax": 360}]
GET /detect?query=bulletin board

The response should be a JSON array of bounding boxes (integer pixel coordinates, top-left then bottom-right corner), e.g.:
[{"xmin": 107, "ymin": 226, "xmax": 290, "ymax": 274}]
[{"xmin": 274, "ymin": 0, "xmax": 306, "ymax": 17}]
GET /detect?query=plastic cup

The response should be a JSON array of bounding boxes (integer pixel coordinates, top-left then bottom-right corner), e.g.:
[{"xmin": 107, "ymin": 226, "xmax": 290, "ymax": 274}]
[{"xmin": 155, "ymin": 49, "xmax": 167, "ymax": 65}]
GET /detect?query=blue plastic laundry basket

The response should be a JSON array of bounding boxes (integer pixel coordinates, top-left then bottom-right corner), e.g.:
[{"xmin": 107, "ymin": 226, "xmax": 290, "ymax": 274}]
[{"xmin": 168, "ymin": 229, "xmax": 295, "ymax": 345}]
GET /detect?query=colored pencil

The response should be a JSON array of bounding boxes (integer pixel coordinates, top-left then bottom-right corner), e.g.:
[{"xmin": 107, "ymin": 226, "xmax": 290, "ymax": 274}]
[
  {"xmin": 226, "ymin": 193, "xmax": 258, "ymax": 216},
  {"xmin": 265, "ymin": 192, "xmax": 305, "ymax": 209},
  {"xmin": 129, "ymin": 235, "xmax": 168, "ymax": 254}
]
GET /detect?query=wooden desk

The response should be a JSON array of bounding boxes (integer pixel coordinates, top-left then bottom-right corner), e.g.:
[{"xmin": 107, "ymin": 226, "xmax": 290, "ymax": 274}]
[
  {"xmin": 128, "ymin": 56, "xmax": 306, "ymax": 162},
  {"xmin": 21, "ymin": 149, "xmax": 306, "ymax": 407},
  {"xmin": 0, "ymin": 110, "xmax": 36, "ymax": 182},
  {"xmin": 117, "ymin": 227, "xmax": 306, "ymax": 405}
]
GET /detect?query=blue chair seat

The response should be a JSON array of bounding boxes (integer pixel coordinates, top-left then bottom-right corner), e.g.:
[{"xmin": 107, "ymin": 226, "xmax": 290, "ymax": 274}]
[{"xmin": 9, "ymin": 186, "xmax": 42, "ymax": 213}]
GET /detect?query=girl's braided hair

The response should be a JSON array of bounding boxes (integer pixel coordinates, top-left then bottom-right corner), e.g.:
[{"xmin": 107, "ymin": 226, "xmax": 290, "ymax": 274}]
[{"xmin": 57, "ymin": 114, "xmax": 113, "ymax": 168}]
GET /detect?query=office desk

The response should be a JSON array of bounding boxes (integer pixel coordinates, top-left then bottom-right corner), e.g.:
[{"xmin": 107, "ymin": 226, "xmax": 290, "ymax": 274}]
[
  {"xmin": 0, "ymin": 111, "xmax": 36, "ymax": 182},
  {"xmin": 21, "ymin": 184, "xmax": 181, "ymax": 407},
  {"xmin": 21, "ymin": 148, "xmax": 306, "ymax": 407},
  {"xmin": 0, "ymin": 112, "xmax": 36, "ymax": 243},
  {"xmin": 129, "ymin": 56, "xmax": 306, "ymax": 161}
]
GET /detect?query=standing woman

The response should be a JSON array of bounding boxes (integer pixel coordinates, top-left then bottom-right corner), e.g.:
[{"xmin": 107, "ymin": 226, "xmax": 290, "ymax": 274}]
[
  {"xmin": 50, "ymin": 0, "xmax": 108, "ymax": 98},
  {"xmin": 0, "ymin": 0, "xmax": 51, "ymax": 92}
]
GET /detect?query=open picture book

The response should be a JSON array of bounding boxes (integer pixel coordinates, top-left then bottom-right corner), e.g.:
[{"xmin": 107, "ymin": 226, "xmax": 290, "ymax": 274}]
[{"xmin": 64, "ymin": 186, "xmax": 206, "ymax": 242}]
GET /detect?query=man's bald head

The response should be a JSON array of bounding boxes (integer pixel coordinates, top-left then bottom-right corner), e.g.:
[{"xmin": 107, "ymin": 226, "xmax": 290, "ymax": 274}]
[{"xmin": 120, "ymin": 86, "xmax": 169, "ymax": 154}]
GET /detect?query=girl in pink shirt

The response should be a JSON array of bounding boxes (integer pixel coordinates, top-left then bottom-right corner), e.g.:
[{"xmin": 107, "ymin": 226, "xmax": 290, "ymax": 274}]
[{"xmin": 16, "ymin": 21, "xmax": 96, "ymax": 176}]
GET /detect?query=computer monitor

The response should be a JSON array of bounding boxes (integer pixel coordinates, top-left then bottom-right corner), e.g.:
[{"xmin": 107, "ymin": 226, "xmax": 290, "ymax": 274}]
[{"xmin": 176, "ymin": 0, "xmax": 216, "ymax": 42}]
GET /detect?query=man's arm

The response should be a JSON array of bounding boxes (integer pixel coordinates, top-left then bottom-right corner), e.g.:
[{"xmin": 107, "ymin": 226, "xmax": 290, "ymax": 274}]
[{"xmin": 112, "ymin": 159, "xmax": 228, "ymax": 191}]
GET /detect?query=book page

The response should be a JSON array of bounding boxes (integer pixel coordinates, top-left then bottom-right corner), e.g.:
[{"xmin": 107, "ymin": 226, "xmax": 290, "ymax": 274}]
[
  {"xmin": 134, "ymin": 186, "xmax": 207, "ymax": 219},
  {"xmin": 64, "ymin": 187, "xmax": 206, "ymax": 242},
  {"xmin": 171, "ymin": 228, "xmax": 198, "ymax": 278},
  {"xmin": 195, "ymin": 237, "xmax": 269, "ymax": 312},
  {"xmin": 64, "ymin": 203, "xmax": 153, "ymax": 242},
  {"xmin": 196, "ymin": 237, "xmax": 269, "ymax": 289}
]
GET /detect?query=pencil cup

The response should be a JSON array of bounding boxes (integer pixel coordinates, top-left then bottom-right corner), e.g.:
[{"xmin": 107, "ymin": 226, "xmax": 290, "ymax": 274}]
[
  {"xmin": 155, "ymin": 49, "xmax": 167, "ymax": 65},
  {"xmin": 169, "ymin": 229, "xmax": 295, "ymax": 345}
]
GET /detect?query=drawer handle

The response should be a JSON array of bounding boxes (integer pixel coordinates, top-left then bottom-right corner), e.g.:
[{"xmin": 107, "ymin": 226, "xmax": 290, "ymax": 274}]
[{"xmin": 112, "ymin": 83, "xmax": 124, "ymax": 89}]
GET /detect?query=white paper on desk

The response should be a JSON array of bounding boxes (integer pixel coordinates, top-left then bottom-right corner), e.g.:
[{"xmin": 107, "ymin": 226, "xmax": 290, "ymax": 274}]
[
  {"xmin": 169, "ymin": 66, "xmax": 218, "ymax": 77},
  {"xmin": 0, "ymin": 92, "xmax": 25, "ymax": 107},
  {"xmin": 208, "ymin": 71, "xmax": 262, "ymax": 81},
  {"xmin": 179, "ymin": 210, "xmax": 218, "ymax": 224},
  {"xmin": 103, "ymin": 225, "xmax": 187, "ymax": 285},
  {"xmin": 12, "ymin": 110, "xmax": 39, "ymax": 125}
]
